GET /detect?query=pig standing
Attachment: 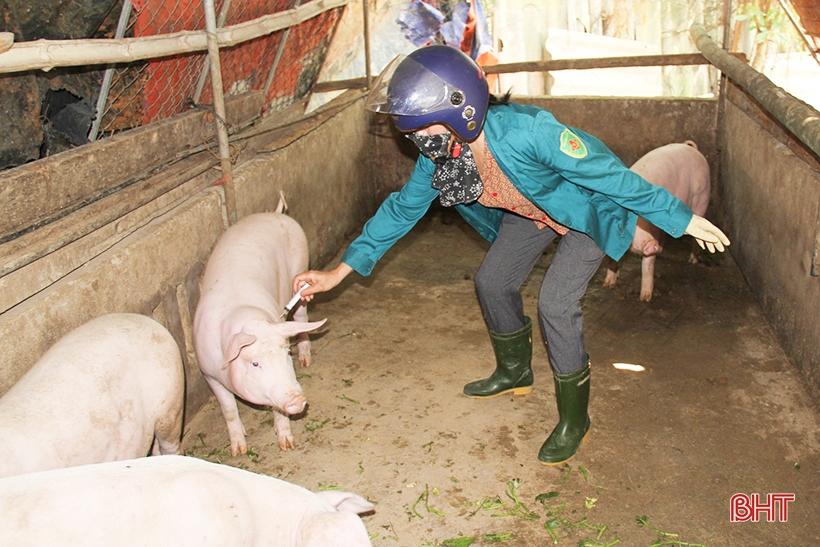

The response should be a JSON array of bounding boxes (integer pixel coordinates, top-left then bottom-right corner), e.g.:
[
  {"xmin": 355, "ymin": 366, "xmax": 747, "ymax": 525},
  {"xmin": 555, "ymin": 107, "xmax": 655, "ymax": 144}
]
[
  {"xmin": 603, "ymin": 140, "xmax": 711, "ymax": 301},
  {"xmin": 0, "ymin": 313, "xmax": 184, "ymax": 479},
  {"xmin": 0, "ymin": 455, "xmax": 374, "ymax": 547},
  {"xmin": 194, "ymin": 212, "xmax": 326, "ymax": 456}
]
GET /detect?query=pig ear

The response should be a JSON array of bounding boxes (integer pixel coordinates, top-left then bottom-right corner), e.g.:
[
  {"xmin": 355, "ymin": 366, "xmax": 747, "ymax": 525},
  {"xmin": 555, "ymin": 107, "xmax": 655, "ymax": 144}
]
[
  {"xmin": 225, "ymin": 332, "xmax": 257, "ymax": 363},
  {"xmin": 275, "ymin": 318, "xmax": 328, "ymax": 339},
  {"xmin": 316, "ymin": 490, "xmax": 375, "ymax": 515}
]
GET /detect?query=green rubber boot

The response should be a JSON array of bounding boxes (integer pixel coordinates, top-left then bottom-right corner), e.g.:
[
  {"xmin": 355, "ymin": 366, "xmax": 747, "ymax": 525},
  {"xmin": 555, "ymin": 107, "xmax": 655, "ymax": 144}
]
[
  {"xmin": 538, "ymin": 364, "xmax": 591, "ymax": 465},
  {"xmin": 463, "ymin": 317, "xmax": 533, "ymax": 398}
]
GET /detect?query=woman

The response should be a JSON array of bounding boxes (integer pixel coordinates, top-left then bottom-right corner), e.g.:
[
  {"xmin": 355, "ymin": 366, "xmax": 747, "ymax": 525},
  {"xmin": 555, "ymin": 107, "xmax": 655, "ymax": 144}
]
[{"xmin": 292, "ymin": 45, "xmax": 729, "ymax": 465}]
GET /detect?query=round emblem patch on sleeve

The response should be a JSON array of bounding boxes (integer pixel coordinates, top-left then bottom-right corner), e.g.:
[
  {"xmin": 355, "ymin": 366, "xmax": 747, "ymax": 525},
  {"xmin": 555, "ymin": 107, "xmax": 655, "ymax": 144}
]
[{"xmin": 559, "ymin": 129, "xmax": 588, "ymax": 158}]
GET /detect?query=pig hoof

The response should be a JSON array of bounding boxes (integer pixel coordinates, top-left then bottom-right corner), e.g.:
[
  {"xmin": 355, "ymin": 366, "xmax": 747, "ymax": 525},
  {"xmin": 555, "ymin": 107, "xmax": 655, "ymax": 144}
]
[
  {"xmin": 640, "ymin": 292, "xmax": 653, "ymax": 302},
  {"xmin": 231, "ymin": 441, "xmax": 248, "ymax": 457},
  {"xmin": 278, "ymin": 437, "xmax": 296, "ymax": 451}
]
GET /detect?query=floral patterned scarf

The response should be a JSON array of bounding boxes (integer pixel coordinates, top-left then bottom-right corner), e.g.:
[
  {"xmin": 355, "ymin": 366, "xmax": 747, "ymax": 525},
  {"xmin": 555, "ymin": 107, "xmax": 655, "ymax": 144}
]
[{"xmin": 406, "ymin": 132, "xmax": 483, "ymax": 207}]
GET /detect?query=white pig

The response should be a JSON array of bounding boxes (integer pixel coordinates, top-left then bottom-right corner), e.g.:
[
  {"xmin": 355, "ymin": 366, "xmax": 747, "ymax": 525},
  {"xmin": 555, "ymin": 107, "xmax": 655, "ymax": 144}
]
[
  {"xmin": 194, "ymin": 212, "xmax": 326, "ymax": 456},
  {"xmin": 603, "ymin": 140, "xmax": 711, "ymax": 301},
  {"xmin": 0, "ymin": 455, "xmax": 374, "ymax": 547},
  {"xmin": 0, "ymin": 313, "xmax": 184, "ymax": 479}
]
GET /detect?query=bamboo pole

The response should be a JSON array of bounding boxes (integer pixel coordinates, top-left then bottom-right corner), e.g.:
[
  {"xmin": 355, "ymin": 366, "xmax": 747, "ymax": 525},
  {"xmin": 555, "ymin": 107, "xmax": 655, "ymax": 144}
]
[
  {"xmin": 691, "ymin": 23, "xmax": 820, "ymax": 159},
  {"xmin": 0, "ymin": 32, "xmax": 13, "ymax": 54},
  {"xmin": 194, "ymin": 0, "xmax": 233, "ymax": 105},
  {"xmin": 203, "ymin": 0, "xmax": 237, "ymax": 225},
  {"xmin": 0, "ymin": 0, "xmax": 348, "ymax": 74}
]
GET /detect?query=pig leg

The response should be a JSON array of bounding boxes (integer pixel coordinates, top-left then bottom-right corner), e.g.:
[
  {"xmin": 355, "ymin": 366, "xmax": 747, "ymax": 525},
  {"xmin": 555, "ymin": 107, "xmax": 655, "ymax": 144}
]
[
  {"xmin": 205, "ymin": 376, "xmax": 248, "ymax": 456},
  {"xmin": 291, "ymin": 303, "xmax": 313, "ymax": 368},
  {"xmin": 603, "ymin": 256, "xmax": 620, "ymax": 288},
  {"xmin": 640, "ymin": 254, "xmax": 657, "ymax": 302},
  {"xmin": 273, "ymin": 411, "xmax": 296, "ymax": 451},
  {"xmin": 150, "ymin": 404, "xmax": 184, "ymax": 456}
]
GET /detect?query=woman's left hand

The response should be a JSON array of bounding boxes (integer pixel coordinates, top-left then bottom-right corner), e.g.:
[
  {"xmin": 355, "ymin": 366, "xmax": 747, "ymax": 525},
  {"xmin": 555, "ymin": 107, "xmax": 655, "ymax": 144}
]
[{"xmin": 684, "ymin": 215, "xmax": 731, "ymax": 253}]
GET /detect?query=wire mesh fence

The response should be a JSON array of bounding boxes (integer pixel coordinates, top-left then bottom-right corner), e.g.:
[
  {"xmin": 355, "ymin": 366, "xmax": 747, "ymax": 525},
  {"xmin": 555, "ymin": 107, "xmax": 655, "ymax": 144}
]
[{"xmin": 94, "ymin": 0, "xmax": 344, "ymax": 139}]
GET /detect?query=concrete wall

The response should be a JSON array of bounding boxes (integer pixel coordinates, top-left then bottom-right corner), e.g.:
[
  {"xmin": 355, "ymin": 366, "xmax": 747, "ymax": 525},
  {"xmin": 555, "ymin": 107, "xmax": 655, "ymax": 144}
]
[
  {"xmin": 720, "ymin": 82, "xmax": 820, "ymax": 403},
  {"xmin": 514, "ymin": 96, "xmax": 721, "ymax": 209},
  {"xmin": 368, "ymin": 95, "xmax": 721, "ymax": 215},
  {"xmin": 0, "ymin": 93, "xmax": 738, "ymax": 426},
  {"xmin": 0, "ymin": 92, "xmax": 376, "ymax": 423}
]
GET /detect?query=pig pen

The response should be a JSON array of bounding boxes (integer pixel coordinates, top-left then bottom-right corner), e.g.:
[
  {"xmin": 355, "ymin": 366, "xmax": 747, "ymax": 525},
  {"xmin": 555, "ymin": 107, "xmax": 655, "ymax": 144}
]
[
  {"xmin": 2, "ymin": 82, "xmax": 819, "ymax": 547},
  {"xmin": 182, "ymin": 203, "xmax": 819, "ymax": 547}
]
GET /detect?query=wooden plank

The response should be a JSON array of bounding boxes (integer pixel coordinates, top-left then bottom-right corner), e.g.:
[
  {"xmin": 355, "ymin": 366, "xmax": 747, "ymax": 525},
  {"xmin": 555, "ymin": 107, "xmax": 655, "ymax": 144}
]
[
  {"xmin": 0, "ymin": 152, "xmax": 218, "ymax": 277},
  {"xmin": 0, "ymin": 90, "xmax": 263, "ymax": 243},
  {"xmin": 0, "ymin": 161, "xmax": 220, "ymax": 315},
  {"xmin": 252, "ymin": 90, "xmax": 366, "ymax": 154},
  {"xmin": 313, "ymin": 77, "xmax": 368, "ymax": 94}
]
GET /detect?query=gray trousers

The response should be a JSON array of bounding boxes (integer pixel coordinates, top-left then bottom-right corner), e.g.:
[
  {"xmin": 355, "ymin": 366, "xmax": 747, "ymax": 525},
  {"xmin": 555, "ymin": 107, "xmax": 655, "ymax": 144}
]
[{"xmin": 474, "ymin": 212, "xmax": 606, "ymax": 374}]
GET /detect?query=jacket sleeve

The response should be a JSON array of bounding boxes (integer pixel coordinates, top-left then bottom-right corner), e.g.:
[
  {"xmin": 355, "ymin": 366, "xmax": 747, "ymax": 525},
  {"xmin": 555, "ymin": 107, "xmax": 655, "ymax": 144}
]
[
  {"xmin": 341, "ymin": 156, "xmax": 439, "ymax": 276},
  {"xmin": 529, "ymin": 115, "xmax": 693, "ymax": 238}
]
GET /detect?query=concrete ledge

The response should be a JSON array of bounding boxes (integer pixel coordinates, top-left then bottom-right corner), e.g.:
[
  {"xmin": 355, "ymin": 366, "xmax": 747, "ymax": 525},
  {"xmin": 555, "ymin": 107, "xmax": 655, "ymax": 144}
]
[
  {"xmin": 722, "ymin": 98, "xmax": 820, "ymax": 403},
  {"xmin": 0, "ymin": 188, "xmax": 226, "ymax": 408}
]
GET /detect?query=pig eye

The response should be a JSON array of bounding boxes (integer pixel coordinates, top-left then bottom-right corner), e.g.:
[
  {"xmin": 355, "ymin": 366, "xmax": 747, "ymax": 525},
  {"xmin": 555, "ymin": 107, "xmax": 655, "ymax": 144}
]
[{"xmin": 252, "ymin": 361, "xmax": 260, "ymax": 368}]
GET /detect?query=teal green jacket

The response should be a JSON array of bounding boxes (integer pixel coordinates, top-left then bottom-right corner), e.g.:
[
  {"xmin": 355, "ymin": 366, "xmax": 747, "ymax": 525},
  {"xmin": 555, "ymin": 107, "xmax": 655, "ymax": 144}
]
[{"xmin": 342, "ymin": 102, "xmax": 693, "ymax": 275}]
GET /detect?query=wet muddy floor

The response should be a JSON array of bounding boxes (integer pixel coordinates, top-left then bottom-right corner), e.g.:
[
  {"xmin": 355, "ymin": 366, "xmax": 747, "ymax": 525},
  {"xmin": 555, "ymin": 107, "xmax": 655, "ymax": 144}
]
[{"xmin": 182, "ymin": 207, "xmax": 819, "ymax": 547}]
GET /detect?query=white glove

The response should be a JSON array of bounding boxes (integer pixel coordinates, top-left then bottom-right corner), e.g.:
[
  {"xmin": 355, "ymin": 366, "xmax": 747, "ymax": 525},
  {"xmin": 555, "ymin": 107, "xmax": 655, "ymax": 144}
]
[{"xmin": 684, "ymin": 215, "xmax": 731, "ymax": 253}]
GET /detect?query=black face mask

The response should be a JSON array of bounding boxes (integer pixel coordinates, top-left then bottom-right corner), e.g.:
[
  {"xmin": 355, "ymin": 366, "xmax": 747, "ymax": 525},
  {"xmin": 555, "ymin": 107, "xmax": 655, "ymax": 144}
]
[{"xmin": 406, "ymin": 132, "xmax": 483, "ymax": 207}]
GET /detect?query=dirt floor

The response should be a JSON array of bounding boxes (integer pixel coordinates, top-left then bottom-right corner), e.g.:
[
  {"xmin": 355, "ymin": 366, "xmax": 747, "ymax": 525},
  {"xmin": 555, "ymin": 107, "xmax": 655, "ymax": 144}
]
[{"xmin": 182, "ymin": 207, "xmax": 820, "ymax": 547}]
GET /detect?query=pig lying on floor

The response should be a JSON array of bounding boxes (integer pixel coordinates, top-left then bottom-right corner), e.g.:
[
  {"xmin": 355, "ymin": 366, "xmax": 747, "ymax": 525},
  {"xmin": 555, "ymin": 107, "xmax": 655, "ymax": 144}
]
[
  {"xmin": 603, "ymin": 140, "xmax": 711, "ymax": 301},
  {"xmin": 0, "ymin": 313, "xmax": 184, "ymax": 478},
  {"xmin": 194, "ymin": 212, "xmax": 326, "ymax": 456},
  {"xmin": 0, "ymin": 455, "xmax": 374, "ymax": 547}
]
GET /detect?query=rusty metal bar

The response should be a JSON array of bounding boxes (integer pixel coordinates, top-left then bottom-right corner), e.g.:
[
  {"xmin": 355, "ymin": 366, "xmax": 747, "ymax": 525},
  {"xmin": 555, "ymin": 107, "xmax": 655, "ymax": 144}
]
[
  {"xmin": 363, "ymin": 0, "xmax": 371, "ymax": 88},
  {"xmin": 312, "ymin": 53, "xmax": 748, "ymax": 93},
  {"xmin": 262, "ymin": 0, "xmax": 304, "ymax": 111},
  {"xmin": 89, "ymin": 0, "xmax": 133, "ymax": 141}
]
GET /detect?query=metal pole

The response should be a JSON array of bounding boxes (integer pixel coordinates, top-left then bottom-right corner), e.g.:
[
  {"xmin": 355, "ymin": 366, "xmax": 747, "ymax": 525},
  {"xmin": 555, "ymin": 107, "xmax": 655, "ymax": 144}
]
[
  {"xmin": 363, "ymin": 0, "xmax": 371, "ymax": 87},
  {"xmin": 714, "ymin": 0, "xmax": 734, "ymax": 225},
  {"xmin": 262, "ymin": 0, "xmax": 303, "ymax": 112},
  {"xmin": 89, "ymin": 0, "xmax": 133, "ymax": 141},
  {"xmin": 203, "ymin": 0, "xmax": 238, "ymax": 225}
]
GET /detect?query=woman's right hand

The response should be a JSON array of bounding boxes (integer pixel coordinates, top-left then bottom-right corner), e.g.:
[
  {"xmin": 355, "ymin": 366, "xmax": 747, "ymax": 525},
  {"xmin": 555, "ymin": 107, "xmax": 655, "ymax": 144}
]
[{"xmin": 292, "ymin": 263, "xmax": 354, "ymax": 302}]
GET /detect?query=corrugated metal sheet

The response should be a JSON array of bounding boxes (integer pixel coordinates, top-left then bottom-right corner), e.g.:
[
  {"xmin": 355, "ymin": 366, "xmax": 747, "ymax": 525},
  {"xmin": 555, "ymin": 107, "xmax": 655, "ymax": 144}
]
[{"xmin": 790, "ymin": 0, "xmax": 820, "ymax": 37}]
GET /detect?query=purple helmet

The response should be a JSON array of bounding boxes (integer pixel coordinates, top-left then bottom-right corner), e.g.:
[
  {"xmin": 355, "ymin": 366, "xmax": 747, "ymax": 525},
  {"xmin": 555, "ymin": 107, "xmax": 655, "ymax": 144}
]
[{"xmin": 365, "ymin": 45, "xmax": 489, "ymax": 141}]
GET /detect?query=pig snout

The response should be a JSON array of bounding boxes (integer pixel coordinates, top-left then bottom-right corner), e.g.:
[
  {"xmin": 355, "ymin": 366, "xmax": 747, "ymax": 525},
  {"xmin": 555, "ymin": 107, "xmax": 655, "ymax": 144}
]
[{"xmin": 283, "ymin": 394, "xmax": 307, "ymax": 415}]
